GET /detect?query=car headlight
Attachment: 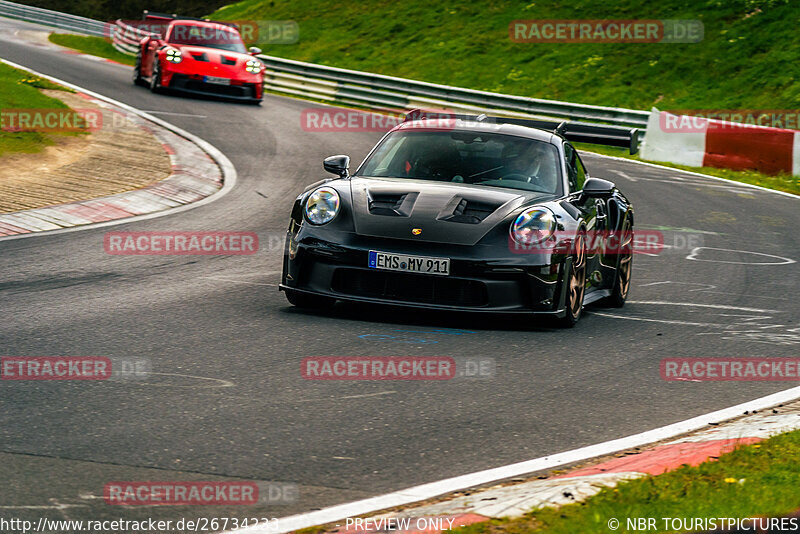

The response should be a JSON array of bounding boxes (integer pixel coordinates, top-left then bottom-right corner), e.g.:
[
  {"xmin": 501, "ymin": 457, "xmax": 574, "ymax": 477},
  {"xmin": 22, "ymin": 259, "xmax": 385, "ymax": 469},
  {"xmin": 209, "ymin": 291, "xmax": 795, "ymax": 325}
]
[
  {"xmin": 304, "ymin": 187, "xmax": 340, "ymax": 225},
  {"xmin": 510, "ymin": 206, "xmax": 556, "ymax": 245},
  {"xmin": 245, "ymin": 59, "xmax": 262, "ymax": 73},
  {"xmin": 165, "ymin": 48, "xmax": 182, "ymax": 63}
]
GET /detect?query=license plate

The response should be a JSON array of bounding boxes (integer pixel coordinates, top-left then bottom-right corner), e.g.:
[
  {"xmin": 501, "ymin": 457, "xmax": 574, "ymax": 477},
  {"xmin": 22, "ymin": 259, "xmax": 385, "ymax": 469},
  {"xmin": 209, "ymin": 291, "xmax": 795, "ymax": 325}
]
[
  {"xmin": 368, "ymin": 250, "xmax": 450, "ymax": 276},
  {"xmin": 204, "ymin": 76, "xmax": 231, "ymax": 85}
]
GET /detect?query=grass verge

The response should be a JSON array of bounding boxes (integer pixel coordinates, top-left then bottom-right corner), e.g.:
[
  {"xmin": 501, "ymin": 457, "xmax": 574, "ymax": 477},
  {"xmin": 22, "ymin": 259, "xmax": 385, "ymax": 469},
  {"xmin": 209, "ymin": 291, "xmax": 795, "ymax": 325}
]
[
  {"xmin": 48, "ymin": 33, "xmax": 136, "ymax": 66},
  {"xmin": 0, "ymin": 61, "xmax": 81, "ymax": 157},
  {"xmin": 451, "ymin": 430, "xmax": 800, "ymax": 534},
  {"xmin": 574, "ymin": 142, "xmax": 799, "ymax": 196}
]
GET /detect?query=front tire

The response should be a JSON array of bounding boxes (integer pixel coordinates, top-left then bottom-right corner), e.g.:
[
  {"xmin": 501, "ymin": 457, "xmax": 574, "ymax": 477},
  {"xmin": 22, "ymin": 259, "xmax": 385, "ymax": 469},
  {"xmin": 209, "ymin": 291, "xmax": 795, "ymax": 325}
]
[
  {"xmin": 556, "ymin": 232, "xmax": 587, "ymax": 328},
  {"xmin": 285, "ymin": 289, "xmax": 335, "ymax": 309}
]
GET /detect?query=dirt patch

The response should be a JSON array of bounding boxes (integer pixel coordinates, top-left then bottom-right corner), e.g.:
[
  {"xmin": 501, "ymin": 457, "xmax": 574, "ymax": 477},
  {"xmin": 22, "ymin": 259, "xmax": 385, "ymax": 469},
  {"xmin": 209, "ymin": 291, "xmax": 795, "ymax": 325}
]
[{"xmin": 0, "ymin": 90, "xmax": 172, "ymax": 213}]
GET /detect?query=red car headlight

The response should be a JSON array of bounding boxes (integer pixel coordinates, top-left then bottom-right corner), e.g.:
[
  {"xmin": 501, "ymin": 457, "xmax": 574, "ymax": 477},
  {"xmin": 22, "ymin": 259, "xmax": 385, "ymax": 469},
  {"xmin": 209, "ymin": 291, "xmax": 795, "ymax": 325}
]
[
  {"xmin": 165, "ymin": 48, "xmax": 183, "ymax": 63},
  {"xmin": 245, "ymin": 59, "xmax": 262, "ymax": 73}
]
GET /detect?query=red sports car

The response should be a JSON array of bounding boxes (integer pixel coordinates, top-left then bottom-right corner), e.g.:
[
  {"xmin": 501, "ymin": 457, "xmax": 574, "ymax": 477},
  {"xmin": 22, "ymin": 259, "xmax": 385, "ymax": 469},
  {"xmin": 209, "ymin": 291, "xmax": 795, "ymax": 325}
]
[{"xmin": 133, "ymin": 15, "xmax": 264, "ymax": 104}]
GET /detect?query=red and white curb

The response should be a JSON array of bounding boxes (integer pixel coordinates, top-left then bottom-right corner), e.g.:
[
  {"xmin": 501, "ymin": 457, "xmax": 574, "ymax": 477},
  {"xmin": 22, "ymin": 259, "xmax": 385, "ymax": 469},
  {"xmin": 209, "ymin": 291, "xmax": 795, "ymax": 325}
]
[
  {"xmin": 641, "ymin": 108, "xmax": 800, "ymax": 177},
  {"xmin": 309, "ymin": 405, "xmax": 800, "ymax": 532},
  {"xmin": 227, "ymin": 387, "xmax": 800, "ymax": 534},
  {"xmin": 0, "ymin": 59, "xmax": 236, "ymax": 242}
]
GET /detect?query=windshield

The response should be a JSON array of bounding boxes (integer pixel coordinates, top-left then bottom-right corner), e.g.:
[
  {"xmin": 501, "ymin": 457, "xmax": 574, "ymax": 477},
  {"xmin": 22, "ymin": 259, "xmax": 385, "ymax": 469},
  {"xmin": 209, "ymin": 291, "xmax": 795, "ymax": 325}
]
[
  {"xmin": 168, "ymin": 24, "xmax": 247, "ymax": 53},
  {"xmin": 355, "ymin": 130, "xmax": 562, "ymax": 194}
]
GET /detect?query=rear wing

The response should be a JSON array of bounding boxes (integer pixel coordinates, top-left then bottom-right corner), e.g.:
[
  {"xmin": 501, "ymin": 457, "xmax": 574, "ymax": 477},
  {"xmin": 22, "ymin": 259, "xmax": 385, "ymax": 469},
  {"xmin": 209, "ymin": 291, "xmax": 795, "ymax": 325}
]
[
  {"xmin": 404, "ymin": 110, "xmax": 640, "ymax": 155},
  {"xmin": 142, "ymin": 10, "xmax": 239, "ymax": 29}
]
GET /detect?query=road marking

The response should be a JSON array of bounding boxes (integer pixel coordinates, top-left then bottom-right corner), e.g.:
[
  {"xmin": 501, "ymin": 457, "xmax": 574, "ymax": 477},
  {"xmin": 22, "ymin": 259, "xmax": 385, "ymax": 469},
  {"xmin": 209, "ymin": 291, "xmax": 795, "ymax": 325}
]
[
  {"xmin": 201, "ymin": 276, "xmax": 278, "ymax": 287},
  {"xmin": 638, "ymin": 224, "xmax": 720, "ymax": 235},
  {"xmin": 226, "ymin": 385, "xmax": 800, "ymax": 534},
  {"xmin": 132, "ymin": 372, "xmax": 234, "ymax": 388},
  {"xmin": 626, "ymin": 301, "xmax": 773, "ymax": 313},
  {"xmin": 581, "ymin": 152, "xmax": 800, "ymax": 199},
  {"xmin": 587, "ymin": 311, "xmax": 725, "ymax": 328},
  {"xmin": 640, "ymin": 281, "xmax": 717, "ymax": 291},
  {"xmin": 609, "ymin": 169, "xmax": 636, "ymax": 182},
  {"xmin": 142, "ymin": 110, "xmax": 208, "ymax": 118},
  {"xmin": 686, "ymin": 247, "xmax": 796, "ymax": 265},
  {"xmin": 341, "ymin": 391, "xmax": 397, "ymax": 400}
]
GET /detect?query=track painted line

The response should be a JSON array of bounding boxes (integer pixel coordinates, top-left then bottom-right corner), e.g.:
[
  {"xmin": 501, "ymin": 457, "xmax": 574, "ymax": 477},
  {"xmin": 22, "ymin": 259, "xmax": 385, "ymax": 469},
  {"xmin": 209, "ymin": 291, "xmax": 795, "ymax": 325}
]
[
  {"xmin": 227, "ymin": 386, "xmax": 800, "ymax": 534},
  {"xmin": 581, "ymin": 152, "xmax": 800, "ymax": 200},
  {"xmin": 0, "ymin": 59, "xmax": 237, "ymax": 242}
]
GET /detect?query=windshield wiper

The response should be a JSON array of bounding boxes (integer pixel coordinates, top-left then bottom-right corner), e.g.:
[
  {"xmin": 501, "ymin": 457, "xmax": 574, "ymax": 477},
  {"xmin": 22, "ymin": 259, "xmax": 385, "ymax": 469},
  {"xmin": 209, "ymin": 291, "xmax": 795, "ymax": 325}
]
[{"xmin": 468, "ymin": 165, "xmax": 503, "ymax": 178}]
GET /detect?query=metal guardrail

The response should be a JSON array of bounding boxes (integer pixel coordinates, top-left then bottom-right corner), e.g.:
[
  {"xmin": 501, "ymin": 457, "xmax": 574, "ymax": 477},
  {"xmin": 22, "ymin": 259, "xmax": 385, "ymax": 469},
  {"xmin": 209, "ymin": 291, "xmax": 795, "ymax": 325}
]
[
  {"xmin": 0, "ymin": 0, "xmax": 108, "ymax": 36},
  {"xmin": 0, "ymin": 0, "xmax": 649, "ymax": 130},
  {"xmin": 257, "ymin": 55, "xmax": 650, "ymax": 128},
  {"xmin": 113, "ymin": 19, "xmax": 151, "ymax": 55}
]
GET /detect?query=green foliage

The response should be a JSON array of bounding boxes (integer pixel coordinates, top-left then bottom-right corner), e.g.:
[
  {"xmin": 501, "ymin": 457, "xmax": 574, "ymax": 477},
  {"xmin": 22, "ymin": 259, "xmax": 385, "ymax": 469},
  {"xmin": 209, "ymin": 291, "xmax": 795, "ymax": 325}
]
[
  {"xmin": 206, "ymin": 0, "xmax": 800, "ymax": 111},
  {"xmin": 0, "ymin": 62, "xmax": 78, "ymax": 156},
  {"xmin": 48, "ymin": 33, "xmax": 135, "ymax": 65}
]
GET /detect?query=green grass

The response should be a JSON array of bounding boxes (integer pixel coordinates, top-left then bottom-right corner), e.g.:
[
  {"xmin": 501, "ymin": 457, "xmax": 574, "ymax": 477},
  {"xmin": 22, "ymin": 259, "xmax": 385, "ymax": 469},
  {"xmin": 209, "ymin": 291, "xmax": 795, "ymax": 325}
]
[
  {"xmin": 0, "ymin": 61, "xmax": 79, "ymax": 156},
  {"xmin": 450, "ymin": 430, "xmax": 800, "ymax": 534},
  {"xmin": 574, "ymin": 143, "xmax": 800, "ymax": 195},
  {"xmin": 48, "ymin": 33, "xmax": 136, "ymax": 66},
  {"xmin": 209, "ymin": 0, "xmax": 799, "ymax": 112}
]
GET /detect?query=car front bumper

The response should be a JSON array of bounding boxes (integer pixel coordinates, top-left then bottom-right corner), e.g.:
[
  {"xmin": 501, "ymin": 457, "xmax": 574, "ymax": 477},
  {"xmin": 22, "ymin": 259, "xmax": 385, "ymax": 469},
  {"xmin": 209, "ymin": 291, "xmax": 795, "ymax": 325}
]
[
  {"xmin": 281, "ymin": 234, "xmax": 571, "ymax": 316},
  {"xmin": 164, "ymin": 73, "xmax": 262, "ymax": 101}
]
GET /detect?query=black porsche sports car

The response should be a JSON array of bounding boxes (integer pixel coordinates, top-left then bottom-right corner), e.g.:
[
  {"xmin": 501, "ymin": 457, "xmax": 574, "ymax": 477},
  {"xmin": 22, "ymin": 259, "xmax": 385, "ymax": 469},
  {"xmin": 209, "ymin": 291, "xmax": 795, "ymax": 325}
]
[{"xmin": 280, "ymin": 113, "xmax": 637, "ymax": 327}]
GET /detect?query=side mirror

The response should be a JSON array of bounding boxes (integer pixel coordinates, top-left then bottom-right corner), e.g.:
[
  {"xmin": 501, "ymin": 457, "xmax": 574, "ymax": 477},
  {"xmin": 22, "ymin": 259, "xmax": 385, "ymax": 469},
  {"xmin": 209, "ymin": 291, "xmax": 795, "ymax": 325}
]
[
  {"xmin": 323, "ymin": 155, "xmax": 350, "ymax": 178},
  {"xmin": 581, "ymin": 177, "xmax": 615, "ymax": 197},
  {"xmin": 248, "ymin": 46, "xmax": 262, "ymax": 55}
]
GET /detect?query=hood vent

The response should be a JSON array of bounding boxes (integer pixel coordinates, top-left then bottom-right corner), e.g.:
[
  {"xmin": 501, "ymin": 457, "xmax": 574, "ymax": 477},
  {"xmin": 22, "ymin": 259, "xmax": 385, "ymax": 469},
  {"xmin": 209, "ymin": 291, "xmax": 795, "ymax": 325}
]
[
  {"xmin": 368, "ymin": 191, "xmax": 418, "ymax": 216},
  {"xmin": 220, "ymin": 56, "xmax": 237, "ymax": 65},
  {"xmin": 191, "ymin": 52, "xmax": 209, "ymax": 61},
  {"xmin": 440, "ymin": 197, "xmax": 500, "ymax": 224}
]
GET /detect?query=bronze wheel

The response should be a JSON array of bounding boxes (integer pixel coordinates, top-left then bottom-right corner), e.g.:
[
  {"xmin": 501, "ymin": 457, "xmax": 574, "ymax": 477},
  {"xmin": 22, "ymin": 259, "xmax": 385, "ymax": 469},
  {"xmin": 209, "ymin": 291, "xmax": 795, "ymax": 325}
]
[
  {"xmin": 604, "ymin": 216, "xmax": 633, "ymax": 308},
  {"xmin": 557, "ymin": 232, "xmax": 586, "ymax": 327}
]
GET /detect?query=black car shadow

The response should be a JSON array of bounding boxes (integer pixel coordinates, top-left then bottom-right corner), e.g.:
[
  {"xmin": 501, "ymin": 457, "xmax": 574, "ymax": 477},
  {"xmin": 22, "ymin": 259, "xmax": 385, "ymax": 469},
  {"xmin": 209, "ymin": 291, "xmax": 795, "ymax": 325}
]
[{"xmin": 280, "ymin": 299, "xmax": 572, "ymax": 333}]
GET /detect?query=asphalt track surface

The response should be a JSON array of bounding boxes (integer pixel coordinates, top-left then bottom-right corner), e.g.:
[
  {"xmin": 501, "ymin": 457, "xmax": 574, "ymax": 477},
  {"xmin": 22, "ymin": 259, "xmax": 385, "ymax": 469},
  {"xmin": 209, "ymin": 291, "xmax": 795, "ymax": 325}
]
[{"xmin": 0, "ymin": 17, "xmax": 798, "ymax": 530}]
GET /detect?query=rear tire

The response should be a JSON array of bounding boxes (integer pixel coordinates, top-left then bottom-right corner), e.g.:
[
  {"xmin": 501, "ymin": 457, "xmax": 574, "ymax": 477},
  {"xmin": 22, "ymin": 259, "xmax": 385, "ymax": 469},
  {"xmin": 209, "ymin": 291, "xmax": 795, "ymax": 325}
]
[
  {"xmin": 149, "ymin": 61, "xmax": 164, "ymax": 94},
  {"xmin": 133, "ymin": 51, "xmax": 146, "ymax": 86},
  {"xmin": 602, "ymin": 216, "xmax": 633, "ymax": 308},
  {"xmin": 556, "ymin": 232, "xmax": 587, "ymax": 328},
  {"xmin": 285, "ymin": 289, "xmax": 335, "ymax": 309}
]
